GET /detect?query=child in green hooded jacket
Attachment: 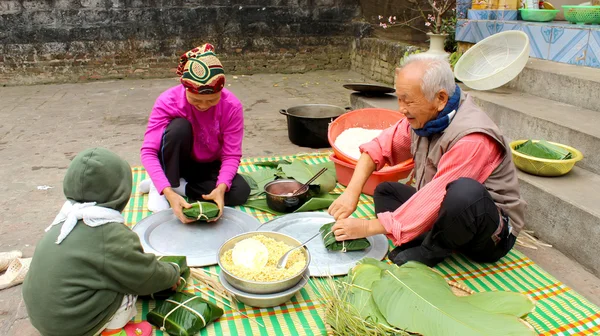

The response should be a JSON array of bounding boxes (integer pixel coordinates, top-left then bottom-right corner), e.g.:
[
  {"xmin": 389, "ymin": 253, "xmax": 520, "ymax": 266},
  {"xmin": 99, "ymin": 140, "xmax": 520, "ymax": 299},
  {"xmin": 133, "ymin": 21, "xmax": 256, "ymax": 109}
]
[{"xmin": 23, "ymin": 148, "xmax": 180, "ymax": 336}]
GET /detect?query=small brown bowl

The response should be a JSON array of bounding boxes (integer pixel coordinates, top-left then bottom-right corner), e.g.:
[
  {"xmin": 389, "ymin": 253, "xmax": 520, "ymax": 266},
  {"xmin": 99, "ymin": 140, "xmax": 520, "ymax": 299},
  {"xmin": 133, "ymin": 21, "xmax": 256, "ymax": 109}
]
[{"xmin": 264, "ymin": 179, "xmax": 310, "ymax": 213}]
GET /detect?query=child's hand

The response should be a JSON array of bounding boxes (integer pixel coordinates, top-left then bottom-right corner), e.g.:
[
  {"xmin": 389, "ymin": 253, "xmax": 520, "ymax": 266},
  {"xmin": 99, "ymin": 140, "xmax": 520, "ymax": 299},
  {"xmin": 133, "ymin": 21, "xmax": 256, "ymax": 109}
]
[
  {"xmin": 164, "ymin": 188, "xmax": 195, "ymax": 224},
  {"xmin": 171, "ymin": 278, "xmax": 181, "ymax": 291}
]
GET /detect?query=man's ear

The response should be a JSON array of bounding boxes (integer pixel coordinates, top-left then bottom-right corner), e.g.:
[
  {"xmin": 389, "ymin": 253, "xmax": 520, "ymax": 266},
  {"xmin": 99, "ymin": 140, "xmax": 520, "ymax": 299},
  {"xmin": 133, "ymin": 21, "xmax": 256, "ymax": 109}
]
[{"xmin": 436, "ymin": 90, "xmax": 450, "ymax": 112}]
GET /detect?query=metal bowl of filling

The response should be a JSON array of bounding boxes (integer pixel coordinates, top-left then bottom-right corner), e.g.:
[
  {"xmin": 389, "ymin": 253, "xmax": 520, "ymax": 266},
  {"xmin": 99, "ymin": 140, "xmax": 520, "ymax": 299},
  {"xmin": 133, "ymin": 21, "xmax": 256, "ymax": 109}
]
[
  {"xmin": 264, "ymin": 179, "xmax": 310, "ymax": 213},
  {"xmin": 217, "ymin": 231, "xmax": 311, "ymax": 294}
]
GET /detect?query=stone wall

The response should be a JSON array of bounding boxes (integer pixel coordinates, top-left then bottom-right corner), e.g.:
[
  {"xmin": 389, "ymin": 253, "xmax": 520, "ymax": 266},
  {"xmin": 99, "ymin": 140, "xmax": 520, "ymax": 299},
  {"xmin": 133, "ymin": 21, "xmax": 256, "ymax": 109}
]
[
  {"xmin": 350, "ymin": 37, "xmax": 421, "ymax": 85},
  {"xmin": 0, "ymin": 0, "xmax": 367, "ymax": 86}
]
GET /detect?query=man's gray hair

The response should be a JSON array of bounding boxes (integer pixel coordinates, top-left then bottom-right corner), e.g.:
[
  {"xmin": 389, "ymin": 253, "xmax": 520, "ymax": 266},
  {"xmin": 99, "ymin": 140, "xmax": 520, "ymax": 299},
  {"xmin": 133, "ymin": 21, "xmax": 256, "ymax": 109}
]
[{"xmin": 399, "ymin": 53, "xmax": 456, "ymax": 101}]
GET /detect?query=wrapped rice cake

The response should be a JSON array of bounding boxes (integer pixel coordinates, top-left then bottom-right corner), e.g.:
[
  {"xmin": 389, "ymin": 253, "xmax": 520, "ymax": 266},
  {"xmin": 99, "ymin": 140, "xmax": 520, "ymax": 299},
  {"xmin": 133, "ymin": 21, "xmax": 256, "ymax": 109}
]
[
  {"xmin": 141, "ymin": 256, "xmax": 190, "ymax": 300},
  {"xmin": 183, "ymin": 201, "xmax": 220, "ymax": 222},
  {"xmin": 319, "ymin": 222, "xmax": 371, "ymax": 252},
  {"xmin": 147, "ymin": 292, "xmax": 223, "ymax": 336}
]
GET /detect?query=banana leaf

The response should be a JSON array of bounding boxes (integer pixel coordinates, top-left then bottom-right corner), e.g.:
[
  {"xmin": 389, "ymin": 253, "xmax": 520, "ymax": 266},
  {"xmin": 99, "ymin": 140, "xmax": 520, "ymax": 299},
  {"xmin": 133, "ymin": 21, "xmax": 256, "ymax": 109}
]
[
  {"xmin": 319, "ymin": 222, "xmax": 371, "ymax": 252},
  {"xmin": 240, "ymin": 168, "xmax": 279, "ymax": 196},
  {"xmin": 141, "ymin": 256, "xmax": 190, "ymax": 300},
  {"xmin": 242, "ymin": 193, "xmax": 340, "ymax": 215},
  {"xmin": 278, "ymin": 160, "xmax": 337, "ymax": 193},
  {"xmin": 371, "ymin": 261, "xmax": 536, "ymax": 335},
  {"xmin": 346, "ymin": 263, "xmax": 388, "ymax": 326},
  {"xmin": 254, "ymin": 159, "xmax": 292, "ymax": 168},
  {"xmin": 182, "ymin": 202, "xmax": 220, "ymax": 221},
  {"xmin": 515, "ymin": 140, "xmax": 572, "ymax": 160},
  {"xmin": 147, "ymin": 292, "xmax": 223, "ymax": 336}
]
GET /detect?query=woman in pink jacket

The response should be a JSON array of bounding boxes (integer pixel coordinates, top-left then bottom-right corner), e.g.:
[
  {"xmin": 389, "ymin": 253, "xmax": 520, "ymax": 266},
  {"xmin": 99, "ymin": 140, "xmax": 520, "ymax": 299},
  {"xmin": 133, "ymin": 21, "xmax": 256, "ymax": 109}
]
[{"xmin": 140, "ymin": 44, "xmax": 250, "ymax": 223}]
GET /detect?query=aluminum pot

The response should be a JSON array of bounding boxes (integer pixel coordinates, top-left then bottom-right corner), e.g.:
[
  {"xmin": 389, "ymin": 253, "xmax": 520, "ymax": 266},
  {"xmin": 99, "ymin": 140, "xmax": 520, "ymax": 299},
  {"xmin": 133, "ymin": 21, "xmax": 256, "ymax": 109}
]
[
  {"xmin": 218, "ymin": 231, "xmax": 311, "ymax": 294},
  {"xmin": 264, "ymin": 179, "xmax": 310, "ymax": 213},
  {"xmin": 219, "ymin": 269, "xmax": 309, "ymax": 308},
  {"xmin": 280, "ymin": 104, "xmax": 351, "ymax": 148}
]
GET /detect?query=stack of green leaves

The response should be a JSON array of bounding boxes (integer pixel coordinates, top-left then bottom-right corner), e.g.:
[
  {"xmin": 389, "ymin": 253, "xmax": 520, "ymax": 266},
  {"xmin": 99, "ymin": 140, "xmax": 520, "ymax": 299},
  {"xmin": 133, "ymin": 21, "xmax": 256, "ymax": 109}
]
[
  {"xmin": 240, "ymin": 159, "xmax": 339, "ymax": 214},
  {"xmin": 322, "ymin": 258, "xmax": 536, "ymax": 336},
  {"xmin": 141, "ymin": 256, "xmax": 190, "ymax": 301},
  {"xmin": 319, "ymin": 222, "xmax": 371, "ymax": 252},
  {"xmin": 182, "ymin": 202, "xmax": 220, "ymax": 222},
  {"xmin": 147, "ymin": 292, "xmax": 224, "ymax": 336},
  {"xmin": 515, "ymin": 140, "xmax": 572, "ymax": 160}
]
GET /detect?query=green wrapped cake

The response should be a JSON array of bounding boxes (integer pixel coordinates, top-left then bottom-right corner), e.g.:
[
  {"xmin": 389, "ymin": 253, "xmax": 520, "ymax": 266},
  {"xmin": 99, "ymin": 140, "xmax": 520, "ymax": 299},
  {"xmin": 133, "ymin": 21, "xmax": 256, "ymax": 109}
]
[
  {"xmin": 141, "ymin": 256, "xmax": 190, "ymax": 300},
  {"xmin": 319, "ymin": 222, "xmax": 371, "ymax": 252},
  {"xmin": 183, "ymin": 201, "xmax": 220, "ymax": 221},
  {"xmin": 147, "ymin": 292, "xmax": 224, "ymax": 336}
]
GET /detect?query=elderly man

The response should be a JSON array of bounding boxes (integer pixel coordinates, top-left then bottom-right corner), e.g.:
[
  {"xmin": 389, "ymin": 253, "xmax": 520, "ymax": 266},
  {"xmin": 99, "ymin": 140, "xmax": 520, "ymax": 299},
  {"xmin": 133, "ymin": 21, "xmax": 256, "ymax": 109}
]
[{"xmin": 328, "ymin": 54, "xmax": 525, "ymax": 267}]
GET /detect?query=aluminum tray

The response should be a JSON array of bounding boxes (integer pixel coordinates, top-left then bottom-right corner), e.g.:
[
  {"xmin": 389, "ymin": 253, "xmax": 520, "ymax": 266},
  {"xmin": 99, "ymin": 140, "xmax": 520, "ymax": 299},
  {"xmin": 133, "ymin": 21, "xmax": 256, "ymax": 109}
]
[
  {"xmin": 257, "ymin": 212, "xmax": 389, "ymax": 276},
  {"xmin": 133, "ymin": 208, "xmax": 261, "ymax": 267}
]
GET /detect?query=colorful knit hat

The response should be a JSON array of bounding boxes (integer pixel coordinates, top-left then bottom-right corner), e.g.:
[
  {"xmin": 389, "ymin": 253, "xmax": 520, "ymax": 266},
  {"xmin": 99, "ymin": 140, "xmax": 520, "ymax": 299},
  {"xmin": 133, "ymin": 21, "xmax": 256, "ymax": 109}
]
[{"xmin": 177, "ymin": 44, "xmax": 225, "ymax": 94}]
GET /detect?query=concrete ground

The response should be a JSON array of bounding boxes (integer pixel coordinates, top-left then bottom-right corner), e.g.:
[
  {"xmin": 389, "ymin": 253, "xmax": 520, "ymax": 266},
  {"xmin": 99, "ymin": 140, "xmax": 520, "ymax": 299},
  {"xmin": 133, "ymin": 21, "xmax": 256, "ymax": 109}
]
[{"xmin": 0, "ymin": 71, "xmax": 598, "ymax": 335}]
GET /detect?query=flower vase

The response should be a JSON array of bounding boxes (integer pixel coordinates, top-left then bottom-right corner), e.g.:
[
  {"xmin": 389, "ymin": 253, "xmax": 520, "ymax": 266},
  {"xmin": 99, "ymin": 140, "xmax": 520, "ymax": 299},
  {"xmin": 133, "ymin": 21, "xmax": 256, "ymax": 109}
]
[{"xmin": 424, "ymin": 33, "xmax": 449, "ymax": 57}]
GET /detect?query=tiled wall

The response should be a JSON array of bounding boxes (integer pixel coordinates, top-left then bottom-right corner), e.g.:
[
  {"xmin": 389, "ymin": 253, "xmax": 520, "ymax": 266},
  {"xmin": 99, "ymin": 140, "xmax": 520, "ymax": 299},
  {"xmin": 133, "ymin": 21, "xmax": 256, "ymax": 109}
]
[{"xmin": 456, "ymin": 19, "xmax": 600, "ymax": 68}]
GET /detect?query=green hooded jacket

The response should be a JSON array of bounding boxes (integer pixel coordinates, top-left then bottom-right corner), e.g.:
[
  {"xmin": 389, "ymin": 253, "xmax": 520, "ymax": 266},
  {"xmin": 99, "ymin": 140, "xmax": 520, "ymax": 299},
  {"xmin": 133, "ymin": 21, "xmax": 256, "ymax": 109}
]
[{"xmin": 23, "ymin": 148, "xmax": 179, "ymax": 336}]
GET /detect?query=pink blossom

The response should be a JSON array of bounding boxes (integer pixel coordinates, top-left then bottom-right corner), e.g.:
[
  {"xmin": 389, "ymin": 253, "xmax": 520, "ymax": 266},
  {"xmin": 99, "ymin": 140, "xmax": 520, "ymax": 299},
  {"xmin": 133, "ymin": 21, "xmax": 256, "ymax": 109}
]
[
  {"xmin": 378, "ymin": 15, "xmax": 383, "ymax": 19},
  {"xmin": 425, "ymin": 22, "xmax": 431, "ymax": 26},
  {"xmin": 393, "ymin": 16, "xmax": 397, "ymax": 20},
  {"xmin": 388, "ymin": 16, "xmax": 394, "ymax": 23},
  {"xmin": 380, "ymin": 23, "xmax": 388, "ymax": 28}
]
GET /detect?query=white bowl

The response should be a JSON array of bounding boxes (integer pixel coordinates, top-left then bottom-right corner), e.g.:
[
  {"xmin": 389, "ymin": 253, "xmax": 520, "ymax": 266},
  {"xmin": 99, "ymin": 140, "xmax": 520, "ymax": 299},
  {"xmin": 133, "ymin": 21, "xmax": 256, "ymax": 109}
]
[
  {"xmin": 454, "ymin": 31, "xmax": 530, "ymax": 91},
  {"xmin": 219, "ymin": 269, "xmax": 309, "ymax": 308}
]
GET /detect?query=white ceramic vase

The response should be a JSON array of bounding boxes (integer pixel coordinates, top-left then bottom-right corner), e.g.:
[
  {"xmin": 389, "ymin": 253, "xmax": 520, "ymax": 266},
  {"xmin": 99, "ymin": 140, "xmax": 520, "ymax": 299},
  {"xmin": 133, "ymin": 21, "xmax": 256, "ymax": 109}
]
[{"xmin": 424, "ymin": 33, "xmax": 450, "ymax": 57}]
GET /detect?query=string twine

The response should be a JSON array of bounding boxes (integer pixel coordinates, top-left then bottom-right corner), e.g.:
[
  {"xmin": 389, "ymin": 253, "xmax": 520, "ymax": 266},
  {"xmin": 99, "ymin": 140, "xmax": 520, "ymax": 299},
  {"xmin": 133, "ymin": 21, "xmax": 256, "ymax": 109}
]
[
  {"xmin": 323, "ymin": 229, "xmax": 347, "ymax": 252},
  {"xmin": 161, "ymin": 296, "xmax": 207, "ymax": 332},
  {"xmin": 196, "ymin": 201, "xmax": 209, "ymax": 221}
]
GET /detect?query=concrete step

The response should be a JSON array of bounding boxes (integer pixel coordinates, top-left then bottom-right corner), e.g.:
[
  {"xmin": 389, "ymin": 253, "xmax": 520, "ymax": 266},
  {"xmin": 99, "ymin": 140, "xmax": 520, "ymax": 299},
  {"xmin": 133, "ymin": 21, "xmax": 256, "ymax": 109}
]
[
  {"xmin": 518, "ymin": 167, "xmax": 600, "ymax": 278},
  {"xmin": 505, "ymin": 59, "xmax": 600, "ymax": 113},
  {"xmin": 350, "ymin": 92, "xmax": 600, "ymax": 277},
  {"xmin": 466, "ymin": 87, "xmax": 600, "ymax": 176}
]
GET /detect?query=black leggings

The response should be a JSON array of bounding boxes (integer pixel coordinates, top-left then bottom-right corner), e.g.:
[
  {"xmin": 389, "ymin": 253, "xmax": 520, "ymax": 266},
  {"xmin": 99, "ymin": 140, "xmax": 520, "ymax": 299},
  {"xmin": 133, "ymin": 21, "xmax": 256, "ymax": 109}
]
[
  {"xmin": 374, "ymin": 178, "xmax": 515, "ymax": 264},
  {"xmin": 159, "ymin": 118, "xmax": 250, "ymax": 206}
]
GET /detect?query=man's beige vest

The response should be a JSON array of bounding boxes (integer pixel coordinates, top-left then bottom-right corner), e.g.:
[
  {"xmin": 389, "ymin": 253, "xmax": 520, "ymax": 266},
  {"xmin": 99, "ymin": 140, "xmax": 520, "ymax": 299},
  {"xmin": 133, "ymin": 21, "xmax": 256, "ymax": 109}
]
[{"xmin": 410, "ymin": 94, "xmax": 526, "ymax": 236}]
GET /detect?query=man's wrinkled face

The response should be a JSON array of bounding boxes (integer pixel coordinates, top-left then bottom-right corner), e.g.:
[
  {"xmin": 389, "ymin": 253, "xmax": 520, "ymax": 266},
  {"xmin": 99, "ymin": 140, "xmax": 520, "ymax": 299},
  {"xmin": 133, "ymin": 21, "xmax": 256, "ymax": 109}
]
[
  {"xmin": 395, "ymin": 65, "xmax": 449, "ymax": 129},
  {"xmin": 185, "ymin": 90, "xmax": 221, "ymax": 111}
]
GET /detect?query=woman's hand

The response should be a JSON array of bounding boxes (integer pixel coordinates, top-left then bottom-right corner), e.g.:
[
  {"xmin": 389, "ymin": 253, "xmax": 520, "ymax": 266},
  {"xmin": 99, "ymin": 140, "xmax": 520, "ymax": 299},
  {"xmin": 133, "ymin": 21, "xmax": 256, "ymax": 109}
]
[
  {"xmin": 328, "ymin": 191, "xmax": 360, "ymax": 220},
  {"xmin": 203, "ymin": 183, "xmax": 227, "ymax": 222},
  {"xmin": 164, "ymin": 188, "xmax": 195, "ymax": 224}
]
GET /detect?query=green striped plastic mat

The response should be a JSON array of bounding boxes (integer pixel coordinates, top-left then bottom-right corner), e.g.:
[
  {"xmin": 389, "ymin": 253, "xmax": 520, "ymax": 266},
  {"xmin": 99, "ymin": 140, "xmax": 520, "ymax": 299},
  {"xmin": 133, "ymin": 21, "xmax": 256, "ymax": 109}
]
[{"xmin": 123, "ymin": 153, "xmax": 600, "ymax": 336}]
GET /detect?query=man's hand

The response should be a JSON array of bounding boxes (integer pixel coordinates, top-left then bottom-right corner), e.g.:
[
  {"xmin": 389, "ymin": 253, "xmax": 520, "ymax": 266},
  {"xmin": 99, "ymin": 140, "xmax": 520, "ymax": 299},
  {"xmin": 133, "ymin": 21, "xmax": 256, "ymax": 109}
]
[
  {"xmin": 328, "ymin": 190, "xmax": 360, "ymax": 220},
  {"xmin": 202, "ymin": 183, "xmax": 227, "ymax": 222},
  {"xmin": 331, "ymin": 218, "xmax": 388, "ymax": 241},
  {"xmin": 164, "ymin": 188, "xmax": 194, "ymax": 224}
]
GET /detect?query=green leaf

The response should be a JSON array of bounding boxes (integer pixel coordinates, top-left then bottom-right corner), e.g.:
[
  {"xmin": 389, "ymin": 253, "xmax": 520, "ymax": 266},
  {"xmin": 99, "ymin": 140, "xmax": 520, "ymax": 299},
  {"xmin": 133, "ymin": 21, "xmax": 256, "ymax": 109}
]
[
  {"xmin": 242, "ymin": 199, "xmax": 284, "ymax": 216},
  {"xmin": 240, "ymin": 168, "xmax": 278, "ymax": 196},
  {"xmin": 371, "ymin": 262, "xmax": 536, "ymax": 336},
  {"xmin": 254, "ymin": 159, "xmax": 292, "ymax": 168},
  {"xmin": 347, "ymin": 264, "xmax": 389, "ymax": 326},
  {"xmin": 462, "ymin": 292, "xmax": 535, "ymax": 318},
  {"xmin": 278, "ymin": 160, "xmax": 337, "ymax": 193},
  {"xmin": 319, "ymin": 222, "xmax": 371, "ymax": 252},
  {"xmin": 515, "ymin": 140, "xmax": 572, "ymax": 160}
]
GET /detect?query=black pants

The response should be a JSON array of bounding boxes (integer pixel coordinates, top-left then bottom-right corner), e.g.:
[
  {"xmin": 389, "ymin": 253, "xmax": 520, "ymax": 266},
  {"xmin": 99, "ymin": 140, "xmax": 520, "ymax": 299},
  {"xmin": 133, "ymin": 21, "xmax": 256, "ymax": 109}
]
[
  {"xmin": 159, "ymin": 118, "xmax": 250, "ymax": 206},
  {"xmin": 374, "ymin": 178, "xmax": 516, "ymax": 267}
]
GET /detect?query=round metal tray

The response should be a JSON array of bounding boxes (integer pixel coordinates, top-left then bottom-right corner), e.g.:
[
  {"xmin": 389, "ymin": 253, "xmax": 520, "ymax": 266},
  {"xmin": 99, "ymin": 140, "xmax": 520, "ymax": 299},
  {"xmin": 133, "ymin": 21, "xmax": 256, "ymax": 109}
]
[
  {"xmin": 133, "ymin": 208, "xmax": 261, "ymax": 267},
  {"xmin": 257, "ymin": 212, "xmax": 389, "ymax": 276}
]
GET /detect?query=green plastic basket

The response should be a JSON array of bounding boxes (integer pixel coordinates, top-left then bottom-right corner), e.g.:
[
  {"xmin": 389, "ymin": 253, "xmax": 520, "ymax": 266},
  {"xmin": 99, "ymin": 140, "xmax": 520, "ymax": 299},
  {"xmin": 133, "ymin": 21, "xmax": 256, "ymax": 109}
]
[
  {"xmin": 563, "ymin": 5, "xmax": 600, "ymax": 24},
  {"xmin": 519, "ymin": 9, "xmax": 560, "ymax": 22}
]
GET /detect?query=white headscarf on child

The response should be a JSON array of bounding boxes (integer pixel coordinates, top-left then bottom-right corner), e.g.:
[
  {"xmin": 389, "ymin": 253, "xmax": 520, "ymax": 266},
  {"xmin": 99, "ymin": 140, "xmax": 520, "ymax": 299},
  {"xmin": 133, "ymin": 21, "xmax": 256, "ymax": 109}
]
[{"xmin": 45, "ymin": 201, "xmax": 124, "ymax": 244}]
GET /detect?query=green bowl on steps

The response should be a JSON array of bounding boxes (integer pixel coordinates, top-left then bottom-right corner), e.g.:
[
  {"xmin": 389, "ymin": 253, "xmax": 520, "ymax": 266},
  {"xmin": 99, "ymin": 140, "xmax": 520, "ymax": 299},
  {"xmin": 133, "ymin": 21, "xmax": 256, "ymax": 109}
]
[
  {"xmin": 519, "ymin": 9, "xmax": 560, "ymax": 22},
  {"xmin": 563, "ymin": 6, "xmax": 600, "ymax": 25}
]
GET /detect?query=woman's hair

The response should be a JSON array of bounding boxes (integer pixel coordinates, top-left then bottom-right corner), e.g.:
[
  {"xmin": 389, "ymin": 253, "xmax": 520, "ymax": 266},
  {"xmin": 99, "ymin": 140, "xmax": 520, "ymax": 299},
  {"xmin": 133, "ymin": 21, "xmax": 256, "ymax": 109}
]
[{"xmin": 400, "ymin": 54, "xmax": 456, "ymax": 101}]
